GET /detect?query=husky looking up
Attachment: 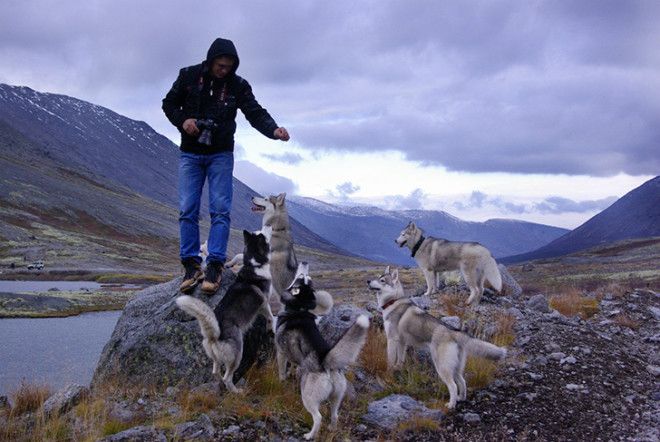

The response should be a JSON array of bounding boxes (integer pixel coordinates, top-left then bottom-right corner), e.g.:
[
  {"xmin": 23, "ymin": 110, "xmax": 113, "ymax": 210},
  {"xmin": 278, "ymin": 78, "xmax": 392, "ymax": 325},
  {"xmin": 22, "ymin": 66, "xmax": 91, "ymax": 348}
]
[
  {"xmin": 368, "ymin": 266, "xmax": 507, "ymax": 409},
  {"xmin": 251, "ymin": 193, "xmax": 297, "ymax": 305},
  {"xmin": 395, "ymin": 221, "xmax": 502, "ymax": 305},
  {"xmin": 176, "ymin": 228, "xmax": 273, "ymax": 393},
  {"xmin": 276, "ymin": 262, "xmax": 369, "ymax": 440}
]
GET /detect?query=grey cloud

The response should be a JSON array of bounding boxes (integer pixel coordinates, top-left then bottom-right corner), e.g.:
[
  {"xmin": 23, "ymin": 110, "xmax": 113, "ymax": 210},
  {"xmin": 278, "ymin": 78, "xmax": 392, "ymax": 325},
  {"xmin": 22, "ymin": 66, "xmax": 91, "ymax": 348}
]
[
  {"xmin": 452, "ymin": 191, "xmax": 617, "ymax": 215},
  {"xmin": 326, "ymin": 181, "xmax": 360, "ymax": 202},
  {"xmin": 385, "ymin": 188, "xmax": 426, "ymax": 210},
  {"xmin": 233, "ymin": 160, "xmax": 297, "ymax": 196},
  {"xmin": 261, "ymin": 152, "xmax": 303, "ymax": 165},
  {"xmin": 1, "ymin": 1, "xmax": 658, "ymax": 176},
  {"xmin": 534, "ymin": 196, "xmax": 618, "ymax": 214}
]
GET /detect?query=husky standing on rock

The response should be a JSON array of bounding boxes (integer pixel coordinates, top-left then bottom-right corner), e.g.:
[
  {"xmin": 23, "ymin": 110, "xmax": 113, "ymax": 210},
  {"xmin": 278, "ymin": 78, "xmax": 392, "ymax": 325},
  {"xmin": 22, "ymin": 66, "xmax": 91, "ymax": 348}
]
[
  {"xmin": 176, "ymin": 228, "xmax": 274, "ymax": 393},
  {"xmin": 276, "ymin": 262, "xmax": 369, "ymax": 440},
  {"xmin": 395, "ymin": 221, "xmax": 502, "ymax": 305},
  {"xmin": 368, "ymin": 266, "xmax": 507, "ymax": 409}
]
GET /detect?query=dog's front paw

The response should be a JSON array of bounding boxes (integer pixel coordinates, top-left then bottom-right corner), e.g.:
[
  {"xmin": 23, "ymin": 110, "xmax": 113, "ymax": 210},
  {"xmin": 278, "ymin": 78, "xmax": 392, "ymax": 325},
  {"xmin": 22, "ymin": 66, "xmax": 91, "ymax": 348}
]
[{"xmin": 303, "ymin": 431, "xmax": 316, "ymax": 440}]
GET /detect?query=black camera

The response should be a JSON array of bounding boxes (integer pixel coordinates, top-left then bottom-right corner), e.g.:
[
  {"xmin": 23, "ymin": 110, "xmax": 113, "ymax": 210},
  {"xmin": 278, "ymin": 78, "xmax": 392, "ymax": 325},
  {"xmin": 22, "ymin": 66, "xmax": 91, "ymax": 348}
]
[{"xmin": 196, "ymin": 119, "xmax": 218, "ymax": 146}]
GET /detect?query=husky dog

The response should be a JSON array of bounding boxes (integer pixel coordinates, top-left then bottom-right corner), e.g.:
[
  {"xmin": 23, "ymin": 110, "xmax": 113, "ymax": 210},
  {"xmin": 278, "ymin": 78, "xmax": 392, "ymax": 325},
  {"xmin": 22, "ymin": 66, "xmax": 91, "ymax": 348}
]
[
  {"xmin": 276, "ymin": 262, "xmax": 369, "ymax": 440},
  {"xmin": 395, "ymin": 221, "xmax": 502, "ymax": 305},
  {"xmin": 251, "ymin": 193, "xmax": 297, "ymax": 304},
  {"xmin": 176, "ymin": 229, "xmax": 273, "ymax": 393},
  {"xmin": 368, "ymin": 266, "xmax": 506, "ymax": 409}
]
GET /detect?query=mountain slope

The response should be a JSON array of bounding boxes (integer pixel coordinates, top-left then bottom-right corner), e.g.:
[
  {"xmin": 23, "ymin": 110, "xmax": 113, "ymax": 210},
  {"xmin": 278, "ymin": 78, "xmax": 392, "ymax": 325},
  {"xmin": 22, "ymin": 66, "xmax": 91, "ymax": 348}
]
[
  {"xmin": 0, "ymin": 83, "xmax": 348, "ymax": 270},
  {"xmin": 288, "ymin": 197, "xmax": 568, "ymax": 265},
  {"xmin": 501, "ymin": 176, "xmax": 660, "ymax": 263}
]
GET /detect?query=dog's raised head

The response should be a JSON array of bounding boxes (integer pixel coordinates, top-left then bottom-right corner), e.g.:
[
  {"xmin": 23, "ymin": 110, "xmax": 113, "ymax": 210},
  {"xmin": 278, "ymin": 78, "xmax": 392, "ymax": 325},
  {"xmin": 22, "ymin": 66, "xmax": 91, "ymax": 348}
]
[
  {"xmin": 395, "ymin": 221, "xmax": 421, "ymax": 248},
  {"xmin": 251, "ymin": 193, "xmax": 287, "ymax": 226},
  {"xmin": 283, "ymin": 262, "xmax": 315, "ymax": 310},
  {"xmin": 368, "ymin": 266, "xmax": 405, "ymax": 309},
  {"xmin": 242, "ymin": 229, "xmax": 271, "ymax": 275}
]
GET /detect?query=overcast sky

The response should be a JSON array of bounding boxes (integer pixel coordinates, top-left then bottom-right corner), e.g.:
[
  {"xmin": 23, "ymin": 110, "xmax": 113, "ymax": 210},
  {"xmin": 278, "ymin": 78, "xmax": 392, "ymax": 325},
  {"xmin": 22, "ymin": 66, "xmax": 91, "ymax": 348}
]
[{"xmin": 1, "ymin": 0, "xmax": 658, "ymax": 228}]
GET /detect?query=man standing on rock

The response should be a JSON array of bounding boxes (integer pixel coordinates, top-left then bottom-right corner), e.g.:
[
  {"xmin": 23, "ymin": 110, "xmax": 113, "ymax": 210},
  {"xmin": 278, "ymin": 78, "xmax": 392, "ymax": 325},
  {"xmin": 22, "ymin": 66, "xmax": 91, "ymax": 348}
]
[{"xmin": 162, "ymin": 37, "xmax": 289, "ymax": 294}]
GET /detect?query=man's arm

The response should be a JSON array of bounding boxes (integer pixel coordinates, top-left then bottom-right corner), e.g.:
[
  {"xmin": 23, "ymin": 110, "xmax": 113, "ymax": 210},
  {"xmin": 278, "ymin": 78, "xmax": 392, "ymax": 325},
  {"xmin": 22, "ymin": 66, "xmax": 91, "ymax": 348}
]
[{"xmin": 236, "ymin": 79, "xmax": 289, "ymax": 141}]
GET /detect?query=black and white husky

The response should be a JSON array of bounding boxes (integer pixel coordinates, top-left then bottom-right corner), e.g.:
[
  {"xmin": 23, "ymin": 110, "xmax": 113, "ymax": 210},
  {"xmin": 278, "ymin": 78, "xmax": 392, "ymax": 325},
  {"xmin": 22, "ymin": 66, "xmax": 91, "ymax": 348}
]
[
  {"xmin": 176, "ymin": 229, "xmax": 273, "ymax": 393},
  {"xmin": 276, "ymin": 262, "xmax": 369, "ymax": 440}
]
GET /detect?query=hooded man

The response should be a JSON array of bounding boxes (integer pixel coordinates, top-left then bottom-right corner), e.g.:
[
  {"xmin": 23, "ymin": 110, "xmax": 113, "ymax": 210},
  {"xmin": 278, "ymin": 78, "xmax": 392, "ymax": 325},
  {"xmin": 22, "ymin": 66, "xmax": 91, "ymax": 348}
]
[{"xmin": 163, "ymin": 38, "xmax": 289, "ymax": 294}]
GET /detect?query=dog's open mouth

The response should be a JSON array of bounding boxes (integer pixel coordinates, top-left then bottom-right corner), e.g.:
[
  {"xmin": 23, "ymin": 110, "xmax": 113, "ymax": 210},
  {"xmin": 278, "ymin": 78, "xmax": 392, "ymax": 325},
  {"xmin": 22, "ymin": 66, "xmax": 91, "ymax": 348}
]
[
  {"xmin": 251, "ymin": 203, "xmax": 266, "ymax": 212},
  {"xmin": 368, "ymin": 285, "xmax": 381, "ymax": 292}
]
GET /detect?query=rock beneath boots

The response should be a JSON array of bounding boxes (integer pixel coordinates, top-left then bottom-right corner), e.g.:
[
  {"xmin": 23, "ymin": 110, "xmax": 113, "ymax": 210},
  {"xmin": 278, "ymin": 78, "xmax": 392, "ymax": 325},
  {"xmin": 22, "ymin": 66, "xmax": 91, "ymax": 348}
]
[
  {"xmin": 462, "ymin": 412, "xmax": 481, "ymax": 423},
  {"xmin": 318, "ymin": 303, "xmax": 370, "ymax": 346},
  {"xmin": 42, "ymin": 384, "xmax": 89, "ymax": 417},
  {"xmin": 174, "ymin": 414, "xmax": 215, "ymax": 441},
  {"xmin": 362, "ymin": 394, "xmax": 444, "ymax": 430},
  {"xmin": 92, "ymin": 272, "xmax": 273, "ymax": 388},
  {"xmin": 526, "ymin": 294, "xmax": 550, "ymax": 313},
  {"xmin": 98, "ymin": 425, "xmax": 167, "ymax": 442},
  {"xmin": 498, "ymin": 264, "xmax": 523, "ymax": 298}
]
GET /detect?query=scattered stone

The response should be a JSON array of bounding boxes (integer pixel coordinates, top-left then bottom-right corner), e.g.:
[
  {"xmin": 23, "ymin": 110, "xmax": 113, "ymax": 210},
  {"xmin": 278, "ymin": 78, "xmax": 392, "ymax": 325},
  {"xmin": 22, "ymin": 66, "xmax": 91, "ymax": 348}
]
[
  {"xmin": 527, "ymin": 372, "xmax": 544, "ymax": 381},
  {"xmin": 549, "ymin": 352, "xmax": 566, "ymax": 361},
  {"xmin": 648, "ymin": 306, "xmax": 660, "ymax": 321},
  {"xmin": 42, "ymin": 384, "xmax": 89, "ymax": 417},
  {"xmin": 560, "ymin": 356, "xmax": 577, "ymax": 365},
  {"xmin": 526, "ymin": 294, "xmax": 550, "ymax": 313},
  {"xmin": 521, "ymin": 263, "xmax": 535, "ymax": 272},
  {"xmin": 647, "ymin": 365, "xmax": 660, "ymax": 377},
  {"xmin": 362, "ymin": 394, "xmax": 444, "ymax": 430},
  {"xmin": 98, "ymin": 425, "xmax": 166, "ymax": 442},
  {"xmin": 507, "ymin": 307, "xmax": 524, "ymax": 319},
  {"xmin": 174, "ymin": 414, "xmax": 215, "ymax": 440},
  {"xmin": 565, "ymin": 384, "xmax": 583, "ymax": 391},
  {"xmin": 462, "ymin": 412, "xmax": 481, "ymax": 423},
  {"xmin": 222, "ymin": 425, "xmax": 241, "ymax": 436},
  {"xmin": 441, "ymin": 316, "xmax": 461, "ymax": 330}
]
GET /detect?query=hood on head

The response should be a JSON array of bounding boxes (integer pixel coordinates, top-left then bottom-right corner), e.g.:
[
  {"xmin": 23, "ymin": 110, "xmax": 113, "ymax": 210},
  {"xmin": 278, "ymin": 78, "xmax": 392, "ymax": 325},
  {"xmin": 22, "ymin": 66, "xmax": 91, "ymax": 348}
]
[{"xmin": 206, "ymin": 38, "xmax": 240, "ymax": 72}]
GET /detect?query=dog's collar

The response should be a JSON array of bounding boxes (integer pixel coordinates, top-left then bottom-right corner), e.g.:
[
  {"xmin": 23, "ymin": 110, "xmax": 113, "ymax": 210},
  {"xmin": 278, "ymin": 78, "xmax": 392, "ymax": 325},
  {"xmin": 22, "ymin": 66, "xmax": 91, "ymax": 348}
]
[
  {"xmin": 381, "ymin": 298, "xmax": 398, "ymax": 310},
  {"xmin": 410, "ymin": 235, "xmax": 425, "ymax": 258}
]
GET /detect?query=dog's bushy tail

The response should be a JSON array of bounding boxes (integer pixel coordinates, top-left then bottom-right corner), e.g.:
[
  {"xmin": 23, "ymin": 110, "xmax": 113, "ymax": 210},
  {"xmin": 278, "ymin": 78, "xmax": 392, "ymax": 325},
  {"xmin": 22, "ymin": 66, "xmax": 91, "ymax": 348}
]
[
  {"xmin": 483, "ymin": 257, "xmax": 502, "ymax": 292},
  {"xmin": 457, "ymin": 333, "xmax": 507, "ymax": 360},
  {"xmin": 176, "ymin": 295, "xmax": 220, "ymax": 340},
  {"xmin": 323, "ymin": 315, "xmax": 370, "ymax": 370}
]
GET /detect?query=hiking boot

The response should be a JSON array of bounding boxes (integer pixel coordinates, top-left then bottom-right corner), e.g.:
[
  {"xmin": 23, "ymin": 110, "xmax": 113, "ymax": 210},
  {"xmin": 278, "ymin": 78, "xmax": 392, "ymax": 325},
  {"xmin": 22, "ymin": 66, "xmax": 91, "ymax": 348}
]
[
  {"xmin": 179, "ymin": 258, "xmax": 204, "ymax": 293},
  {"xmin": 201, "ymin": 261, "xmax": 223, "ymax": 295}
]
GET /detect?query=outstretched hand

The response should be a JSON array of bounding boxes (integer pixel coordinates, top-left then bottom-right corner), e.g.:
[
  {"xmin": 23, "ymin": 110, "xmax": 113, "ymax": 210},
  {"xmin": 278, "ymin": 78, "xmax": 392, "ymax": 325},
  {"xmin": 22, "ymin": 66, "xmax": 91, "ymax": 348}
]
[{"xmin": 274, "ymin": 127, "xmax": 290, "ymax": 141}]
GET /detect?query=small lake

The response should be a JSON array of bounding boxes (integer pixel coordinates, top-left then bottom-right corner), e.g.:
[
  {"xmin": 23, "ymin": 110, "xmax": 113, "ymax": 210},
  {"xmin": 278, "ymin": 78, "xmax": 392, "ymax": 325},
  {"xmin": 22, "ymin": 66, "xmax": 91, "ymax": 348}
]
[
  {"xmin": 0, "ymin": 310, "xmax": 121, "ymax": 396},
  {"xmin": 0, "ymin": 280, "xmax": 103, "ymax": 292}
]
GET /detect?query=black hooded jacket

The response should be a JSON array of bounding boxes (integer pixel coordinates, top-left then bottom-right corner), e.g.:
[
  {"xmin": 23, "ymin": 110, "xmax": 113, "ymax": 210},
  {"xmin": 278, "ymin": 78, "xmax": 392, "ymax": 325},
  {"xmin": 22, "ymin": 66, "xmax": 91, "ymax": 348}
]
[{"xmin": 162, "ymin": 38, "xmax": 279, "ymax": 154}]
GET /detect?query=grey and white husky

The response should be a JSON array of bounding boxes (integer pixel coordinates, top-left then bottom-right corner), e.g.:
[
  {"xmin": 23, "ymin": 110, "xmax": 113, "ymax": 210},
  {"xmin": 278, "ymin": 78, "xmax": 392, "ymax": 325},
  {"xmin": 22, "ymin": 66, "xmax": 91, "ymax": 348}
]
[
  {"xmin": 251, "ymin": 193, "xmax": 298, "ymax": 311},
  {"xmin": 395, "ymin": 221, "xmax": 502, "ymax": 305},
  {"xmin": 276, "ymin": 262, "xmax": 369, "ymax": 440},
  {"xmin": 368, "ymin": 266, "xmax": 507, "ymax": 409},
  {"xmin": 176, "ymin": 229, "xmax": 273, "ymax": 393}
]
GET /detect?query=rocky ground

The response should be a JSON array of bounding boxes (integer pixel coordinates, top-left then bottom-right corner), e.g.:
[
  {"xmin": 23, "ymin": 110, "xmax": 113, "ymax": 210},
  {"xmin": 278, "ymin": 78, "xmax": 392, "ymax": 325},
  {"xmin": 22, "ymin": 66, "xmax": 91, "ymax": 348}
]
[{"xmin": 1, "ymin": 268, "xmax": 658, "ymax": 441}]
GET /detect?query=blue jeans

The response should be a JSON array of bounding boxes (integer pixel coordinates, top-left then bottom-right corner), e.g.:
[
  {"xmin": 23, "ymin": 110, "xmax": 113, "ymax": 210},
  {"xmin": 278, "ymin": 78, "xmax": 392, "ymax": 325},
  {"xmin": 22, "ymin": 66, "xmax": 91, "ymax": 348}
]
[{"xmin": 178, "ymin": 151, "xmax": 234, "ymax": 265}]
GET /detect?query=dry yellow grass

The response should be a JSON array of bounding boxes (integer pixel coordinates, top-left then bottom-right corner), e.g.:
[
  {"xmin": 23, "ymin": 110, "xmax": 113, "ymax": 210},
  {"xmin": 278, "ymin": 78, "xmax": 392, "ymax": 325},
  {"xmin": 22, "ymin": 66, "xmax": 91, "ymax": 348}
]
[
  {"xmin": 395, "ymin": 415, "xmax": 443, "ymax": 434},
  {"xmin": 9, "ymin": 382, "xmax": 51, "ymax": 415},
  {"xmin": 612, "ymin": 313, "xmax": 640, "ymax": 330},
  {"xmin": 549, "ymin": 288, "xmax": 600, "ymax": 319},
  {"xmin": 360, "ymin": 327, "xmax": 390, "ymax": 378}
]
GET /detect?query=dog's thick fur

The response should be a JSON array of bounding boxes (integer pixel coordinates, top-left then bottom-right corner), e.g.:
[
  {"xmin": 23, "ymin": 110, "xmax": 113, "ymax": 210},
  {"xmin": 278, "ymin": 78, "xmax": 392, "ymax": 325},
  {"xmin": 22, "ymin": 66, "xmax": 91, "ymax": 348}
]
[
  {"xmin": 276, "ymin": 262, "xmax": 369, "ymax": 440},
  {"xmin": 368, "ymin": 266, "xmax": 506, "ymax": 409},
  {"xmin": 176, "ymin": 230, "xmax": 273, "ymax": 393},
  {"xmin": 395, "ymin": 221, "xmax": 502, "ymax": 305}
]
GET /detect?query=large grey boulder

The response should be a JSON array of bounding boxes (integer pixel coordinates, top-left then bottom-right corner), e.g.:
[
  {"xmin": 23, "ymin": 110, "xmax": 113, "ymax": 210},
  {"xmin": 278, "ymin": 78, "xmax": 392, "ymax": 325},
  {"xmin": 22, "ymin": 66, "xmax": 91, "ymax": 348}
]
[
  {"xmin": 318, "ymin": 303, "xmax": 370, "ymax": 346},
  {"xmin": 92, "ymin": 271, "xmax": 272, "ymax": 389},
  {"xmin": 98, "ymin": 425, "xmax": 166, "ymax": 442},
  {"xmin": 362, "ymin": 394, "xmax": 444, "ymax": 430}
]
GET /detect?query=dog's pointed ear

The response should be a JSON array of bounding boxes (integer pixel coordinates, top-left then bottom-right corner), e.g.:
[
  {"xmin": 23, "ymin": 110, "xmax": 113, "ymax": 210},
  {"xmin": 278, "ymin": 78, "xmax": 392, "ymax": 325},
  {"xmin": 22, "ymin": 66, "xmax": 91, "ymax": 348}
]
[
  {"xmin": 392, "ymin": 268, "xmax": 399, "ymax": 283},
  {"xmin": 409, "ymin": 221, "xmax": 416, "ymax": 230},
  {"xmin": 385, "ymin": 265, "xmax": 390, "ymax": 275},
  {"xmin": 276, "ymin": 192, "xmax": 287, "ymax": 205},
  {"xmin": 243, "ymin": 229, "xmax": 251, "ymax": 241}
]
